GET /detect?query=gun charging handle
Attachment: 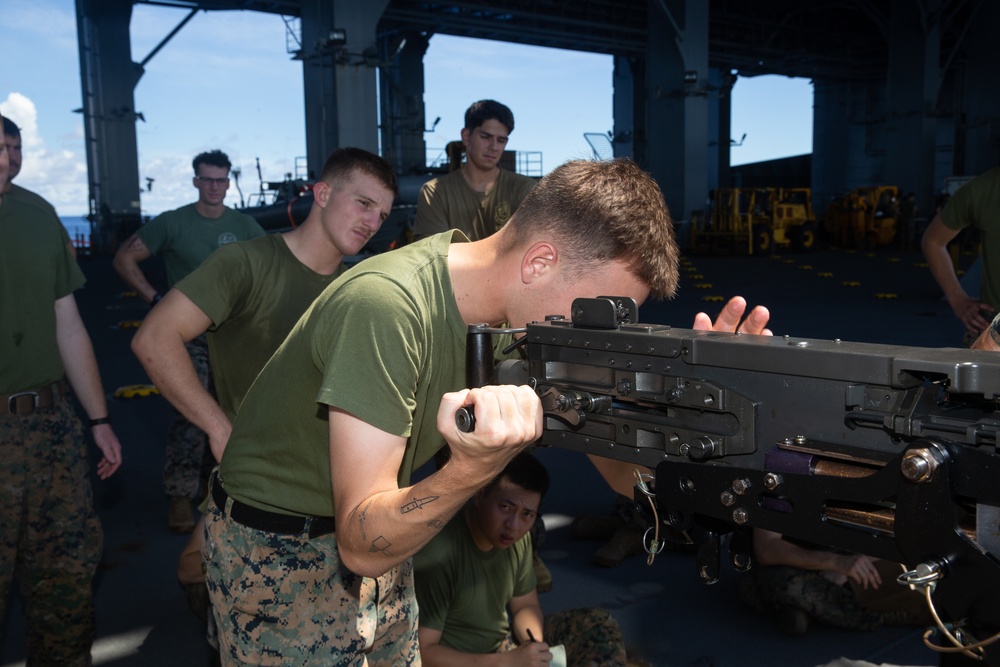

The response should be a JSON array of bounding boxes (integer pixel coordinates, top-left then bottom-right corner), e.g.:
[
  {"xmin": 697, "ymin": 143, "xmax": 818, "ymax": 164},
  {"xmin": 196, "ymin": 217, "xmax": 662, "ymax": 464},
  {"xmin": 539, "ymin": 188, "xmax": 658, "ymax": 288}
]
[{"xmin": 456, "ymin": 323, "xmax": 528, "ymax": 432}]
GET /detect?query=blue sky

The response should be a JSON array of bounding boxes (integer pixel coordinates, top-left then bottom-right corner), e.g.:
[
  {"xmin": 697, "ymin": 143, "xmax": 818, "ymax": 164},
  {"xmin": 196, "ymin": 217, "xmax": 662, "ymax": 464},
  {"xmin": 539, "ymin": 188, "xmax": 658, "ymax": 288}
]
[{"xmin": 1, "ymin": 0, "xmax": 813, "ymax": 216}]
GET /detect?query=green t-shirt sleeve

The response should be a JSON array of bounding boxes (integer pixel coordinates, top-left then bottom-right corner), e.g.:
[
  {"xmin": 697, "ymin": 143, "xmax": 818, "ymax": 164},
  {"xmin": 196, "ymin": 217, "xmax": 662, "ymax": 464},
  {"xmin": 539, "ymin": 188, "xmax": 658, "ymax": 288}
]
[
  {"xmin": 413, "ymin": 179, "xmax": 450, "ymax": 240},
  {"xmin": 313, "ymin": 272, "xmax": 425, "ymax": 438},
  {"xmin": 50, "ymin": 218, "xmax": 85, "ymax": 299},
  {"xmin": 136, "ymin": 213, "xmax": 171, "ymax": 254},
  {"xmin": 174, "ymin": 241, "xmax": 252, "ymax": 326}
]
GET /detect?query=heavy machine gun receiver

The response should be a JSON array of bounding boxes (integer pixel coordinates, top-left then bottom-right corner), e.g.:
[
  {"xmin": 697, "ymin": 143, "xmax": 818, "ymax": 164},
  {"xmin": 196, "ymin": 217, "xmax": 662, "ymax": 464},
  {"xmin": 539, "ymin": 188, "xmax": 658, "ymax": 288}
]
[{"xmin": 471, "ymin": 297, "xmax": 1000, "ymax": 664}]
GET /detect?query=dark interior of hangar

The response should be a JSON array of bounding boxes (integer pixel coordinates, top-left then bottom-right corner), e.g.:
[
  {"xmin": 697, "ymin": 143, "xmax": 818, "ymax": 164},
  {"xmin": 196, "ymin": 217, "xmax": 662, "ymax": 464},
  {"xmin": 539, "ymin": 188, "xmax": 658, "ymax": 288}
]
[{"xmin": 76, "ymin": 0, "xmax": 999, "ymax": 252}]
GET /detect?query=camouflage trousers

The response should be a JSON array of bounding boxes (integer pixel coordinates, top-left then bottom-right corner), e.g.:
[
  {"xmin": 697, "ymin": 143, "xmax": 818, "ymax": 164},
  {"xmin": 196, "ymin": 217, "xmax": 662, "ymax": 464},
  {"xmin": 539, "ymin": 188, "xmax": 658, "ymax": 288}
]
[
  {"xmin": 0, "ymin": 397, "xmax": 103, "ymax": 666},
  {"xmin": 164, "ymin": 335, "xmax": 213, "ymax": 498},
  {"xmin": 740, "ymin": 565, "xmax": 888, "ymax": 630},
  {"xmin": 202, "ymin": 492, "xmax": 420, "ymax": 666},
  {"xmin": 498, "ymin": 607, "xmax": 628, "ymax": 667}
]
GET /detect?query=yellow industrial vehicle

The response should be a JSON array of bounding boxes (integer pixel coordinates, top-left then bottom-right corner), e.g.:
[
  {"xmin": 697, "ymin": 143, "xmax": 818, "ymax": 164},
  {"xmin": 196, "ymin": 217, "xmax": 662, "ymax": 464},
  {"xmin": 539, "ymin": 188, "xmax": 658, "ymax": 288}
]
[
  {"xmin": 690, "ymin": 187, "xmax": 818, "ymax": 256},
  {"xmin": 822, "ymin": 186, "xmax": 898, "ymax": 248}
]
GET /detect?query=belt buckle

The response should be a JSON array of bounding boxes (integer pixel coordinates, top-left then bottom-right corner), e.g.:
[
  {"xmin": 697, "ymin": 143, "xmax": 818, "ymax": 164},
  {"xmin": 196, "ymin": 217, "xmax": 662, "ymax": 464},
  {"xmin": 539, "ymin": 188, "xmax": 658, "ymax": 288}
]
[{"xmin": 8, "ymin": 391, "xmax": 40, "ymax": 415}]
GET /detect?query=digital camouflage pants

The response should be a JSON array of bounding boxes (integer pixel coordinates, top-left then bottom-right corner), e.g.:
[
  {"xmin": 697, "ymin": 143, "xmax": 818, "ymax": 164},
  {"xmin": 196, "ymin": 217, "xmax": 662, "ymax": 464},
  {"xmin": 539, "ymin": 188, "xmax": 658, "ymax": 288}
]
[
  {"xmin": 164, "ymin": 335, "xmax": 213, "ymax": 499},
  {"xmin": 203, "ymin": 494, "xmax": 420, "ymax": 666},
  {"xmin": 741, "ymin": 565, "xmax": 898, "ymax": 630},
  {"xmin": 498, "ymin": 607, "xmax": 629, "ymax": 667},
  {"xmin": 0, "ymin": 397, "xmax": 103, "ymax": 666}
]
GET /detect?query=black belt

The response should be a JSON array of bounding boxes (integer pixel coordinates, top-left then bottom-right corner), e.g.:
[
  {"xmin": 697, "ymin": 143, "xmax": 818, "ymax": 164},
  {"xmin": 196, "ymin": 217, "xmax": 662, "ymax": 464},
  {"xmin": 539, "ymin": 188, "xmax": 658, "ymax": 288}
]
[
  {"xmin": 212, "ymin": 477, "xmax": 336, "ymax": 538},
  {"xmin": 0, "ymin": 380, "xmax": 67, "ymax": 416}
]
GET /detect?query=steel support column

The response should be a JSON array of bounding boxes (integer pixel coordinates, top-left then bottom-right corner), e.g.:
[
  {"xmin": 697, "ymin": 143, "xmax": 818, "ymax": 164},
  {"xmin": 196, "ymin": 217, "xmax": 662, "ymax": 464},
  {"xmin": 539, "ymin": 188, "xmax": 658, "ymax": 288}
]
[
  {"xmin": 643, "ymin": 0, "xmax": 709, "ymax": 224},
  {"xmin": 76, "ymin": 0, "xmax": 144, "ymax": 252},
  {"xmin": 299, "ymin": 0, "xmax": 387, "ymax": 178},
  {"xmin": 379, "ymin": 31, "xmax": 430, "ymax": 176},
  {"xmin": 884, "ymin": 0, "xmax": 940, "ymax": 217}
]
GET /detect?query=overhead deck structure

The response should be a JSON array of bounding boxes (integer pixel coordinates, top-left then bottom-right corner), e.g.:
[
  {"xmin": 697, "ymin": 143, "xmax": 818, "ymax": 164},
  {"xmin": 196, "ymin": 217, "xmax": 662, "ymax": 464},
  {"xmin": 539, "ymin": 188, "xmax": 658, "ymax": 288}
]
[{"xmin": 76, "ymin": 0, "xmax": 999, "ymax": 252}]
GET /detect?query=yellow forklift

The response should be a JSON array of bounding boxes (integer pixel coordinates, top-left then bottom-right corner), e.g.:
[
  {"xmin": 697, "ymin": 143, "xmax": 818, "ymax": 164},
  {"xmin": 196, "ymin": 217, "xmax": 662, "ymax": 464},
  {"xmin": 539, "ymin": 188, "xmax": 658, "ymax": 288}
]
[
  {"xmin": 690, "ymin": 187, "xmax": 818, "ymax": 256},
  {"xmin": 822, "ymin": 186, "xmax": 898, "ymax": 248}
]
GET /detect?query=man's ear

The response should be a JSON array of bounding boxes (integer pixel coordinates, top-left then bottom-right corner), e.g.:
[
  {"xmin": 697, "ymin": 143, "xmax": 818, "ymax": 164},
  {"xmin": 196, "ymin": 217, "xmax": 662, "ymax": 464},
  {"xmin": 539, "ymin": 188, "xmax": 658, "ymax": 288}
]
[
  {"xmin": 520, "ymin": 241, "xmax": 558, "ymax": 285},
  {"xmin": 312, "ymin": 180, "xmax": 330, "ymax": 208},
  {"xmin": 460, "ymin": 127, "xmax": 471, "ymax": 147}
]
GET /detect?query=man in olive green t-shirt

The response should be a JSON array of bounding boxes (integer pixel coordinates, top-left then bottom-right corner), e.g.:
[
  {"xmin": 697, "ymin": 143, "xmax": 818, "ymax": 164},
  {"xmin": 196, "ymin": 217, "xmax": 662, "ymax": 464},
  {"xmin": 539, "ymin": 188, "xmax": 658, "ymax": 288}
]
[
  {"xmin": 921, "ymin": 167, "xmax": 1000, "ymax": 340},
  {"xmin": 205, "ymin": 157, "xmax": 773, "ymax": 665},
  {"xmin": 0, "ymin": 110, "xmax": 123, "ymax": 665},
  {"xmin": 414, "ymin": 99, "xmax": 536, "ymax": 241},
  {"xmin": 131, "ymin": 148, "xmax": 397, "ymax": 635},
  {"xmin": 113, "ymin": 149, "xmax": 264, "ymax": 533}
]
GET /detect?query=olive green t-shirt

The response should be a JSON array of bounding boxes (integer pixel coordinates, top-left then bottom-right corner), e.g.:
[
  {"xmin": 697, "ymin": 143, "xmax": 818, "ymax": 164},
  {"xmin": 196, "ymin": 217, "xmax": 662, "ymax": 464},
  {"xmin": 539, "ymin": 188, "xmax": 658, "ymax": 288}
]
[
  {"xmin": 414, "ymin": 168, "xmax": 537, "ymax": 241},
  {"xmin": 941, "ymin": 167, "xmax": 1000, "ymax": 309},
  {"xmin": 7, "ymin": 184, "xmax": 60, "ymax": 221},
  {"xmin": 138, "ymin": 203, "xmax": 265, "ymax": 287},
  {"xmin": 414, "ymin": 511, "xmax": 536, "ymax": 653},
  {"xmin": 174, "ymin": 234, "xmax": 343, "ymax": 420},
  {"xmin": 219, "ymin": 231, "xmax": 469, "ymax": 517},
  {"xmin": 0, "ymin": 196, "xmax": 85, "ymax": 393}
]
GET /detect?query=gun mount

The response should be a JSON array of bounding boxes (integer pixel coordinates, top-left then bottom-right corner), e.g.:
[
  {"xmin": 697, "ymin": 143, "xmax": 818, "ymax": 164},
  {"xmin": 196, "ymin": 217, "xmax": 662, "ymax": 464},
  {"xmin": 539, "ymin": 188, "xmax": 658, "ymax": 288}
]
[{"xmin": 470, "ymin": 297, "xmax": 1000, "ymax": 664}]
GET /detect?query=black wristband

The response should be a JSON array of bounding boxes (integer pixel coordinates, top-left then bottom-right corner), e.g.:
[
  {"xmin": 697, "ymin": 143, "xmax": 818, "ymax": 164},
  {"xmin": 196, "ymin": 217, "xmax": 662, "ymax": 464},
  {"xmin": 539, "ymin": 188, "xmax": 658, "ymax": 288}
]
[
  {"xmin": 88, "ymin": 416, "xmax": 112, "ymax": 427},
  {"xmin": 151, "ymin": 293, "xmax": 163, "ymax": 305}
]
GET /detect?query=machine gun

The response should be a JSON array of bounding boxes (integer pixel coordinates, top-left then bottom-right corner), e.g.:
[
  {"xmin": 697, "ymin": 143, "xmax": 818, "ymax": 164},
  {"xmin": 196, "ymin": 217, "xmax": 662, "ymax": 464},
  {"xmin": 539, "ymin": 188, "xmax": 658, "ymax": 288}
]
[{"xmin": 465, "ymin": 297, "xmax": 1000, "ymax": 665}]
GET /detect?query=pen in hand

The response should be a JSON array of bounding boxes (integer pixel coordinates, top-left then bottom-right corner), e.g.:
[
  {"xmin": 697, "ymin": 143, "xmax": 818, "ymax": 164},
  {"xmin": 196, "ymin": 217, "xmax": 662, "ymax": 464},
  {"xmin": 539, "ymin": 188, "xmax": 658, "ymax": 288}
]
[{"xmin": 526, "ymin": 629, "xmax": 537, "ymax": 643}]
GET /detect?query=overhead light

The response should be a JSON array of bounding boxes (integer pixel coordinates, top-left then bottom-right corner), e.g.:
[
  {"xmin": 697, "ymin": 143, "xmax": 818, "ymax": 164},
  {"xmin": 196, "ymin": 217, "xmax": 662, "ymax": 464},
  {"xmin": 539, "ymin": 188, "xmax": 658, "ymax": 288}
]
[{"xmin": 327, "ymin": 28, "xmax": 347, "ymax": 47}]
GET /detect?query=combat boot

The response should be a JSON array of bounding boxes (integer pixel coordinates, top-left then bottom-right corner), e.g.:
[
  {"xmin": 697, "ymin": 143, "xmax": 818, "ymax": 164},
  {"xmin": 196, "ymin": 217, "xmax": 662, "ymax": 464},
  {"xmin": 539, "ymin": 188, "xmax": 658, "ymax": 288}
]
[{"xmin": 593, "ymin": 523, "xmax": 646, "ymax": 567}]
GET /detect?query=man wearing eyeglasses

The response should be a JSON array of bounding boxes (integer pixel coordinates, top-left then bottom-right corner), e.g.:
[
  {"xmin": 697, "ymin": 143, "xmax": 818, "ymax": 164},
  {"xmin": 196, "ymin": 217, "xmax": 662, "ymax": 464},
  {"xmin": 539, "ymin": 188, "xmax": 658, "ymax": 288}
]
[{"xmin": 113, "ymin": 149, "xmax": 263, "ymax": 534}]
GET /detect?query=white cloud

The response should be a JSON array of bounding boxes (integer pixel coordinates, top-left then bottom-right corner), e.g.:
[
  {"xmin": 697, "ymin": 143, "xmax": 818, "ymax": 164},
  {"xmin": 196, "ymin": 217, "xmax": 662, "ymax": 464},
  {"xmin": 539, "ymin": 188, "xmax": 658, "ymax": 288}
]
[{"xmin": 2, "ymin": 92, "xmax": 91, "ymax": 215}]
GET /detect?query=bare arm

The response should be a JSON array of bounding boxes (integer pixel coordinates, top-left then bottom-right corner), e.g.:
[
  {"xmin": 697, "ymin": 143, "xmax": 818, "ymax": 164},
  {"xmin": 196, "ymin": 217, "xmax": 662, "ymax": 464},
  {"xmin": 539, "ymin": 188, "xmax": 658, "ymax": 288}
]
[
  {"xmin": 753, "ymin": 528, "xmax": 882, "ymax": 590},
  {"xmin": 131, "ymin": 289, "xmax": 231, "ymax": 461},
  {"xmin": 330, "ymin": 385, "xmax": 542, "ymax": 578},
  {"xmin": 921, "ymin": 214, "xmax": 991, "ymax": 332},
  {"xmin": 418, "ymin": 624, "xmax": 551, "ymax": 667},
  {"xmin": 112, "ymin": 233, "xmax": 158, "ymax": 303},
  {"xmin": 508, "ymin": 589, "xmax": 546, "ymax": 646},
  {"xmin": 54, "ymin": 293, "xmax": 122, "ymax": 479}
]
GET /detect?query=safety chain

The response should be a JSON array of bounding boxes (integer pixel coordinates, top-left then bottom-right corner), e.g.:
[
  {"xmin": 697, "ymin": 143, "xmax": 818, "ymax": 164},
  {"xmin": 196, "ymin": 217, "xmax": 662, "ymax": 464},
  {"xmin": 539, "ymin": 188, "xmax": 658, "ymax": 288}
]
[
  {"xmin": 899, "ymin": 562, "xmax": 1000, "ymax": 660},
  {"xmin": 633, "ymin": 470, "xmax": 663, "ymax": 566}
]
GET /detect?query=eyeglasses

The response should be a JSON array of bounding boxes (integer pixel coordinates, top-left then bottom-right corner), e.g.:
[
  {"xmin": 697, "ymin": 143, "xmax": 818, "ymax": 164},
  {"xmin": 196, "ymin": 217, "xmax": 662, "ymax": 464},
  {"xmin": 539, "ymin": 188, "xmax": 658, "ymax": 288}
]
[{"xmin": 196, "ymin": 176, "xmax": 229, "ymax": 186}]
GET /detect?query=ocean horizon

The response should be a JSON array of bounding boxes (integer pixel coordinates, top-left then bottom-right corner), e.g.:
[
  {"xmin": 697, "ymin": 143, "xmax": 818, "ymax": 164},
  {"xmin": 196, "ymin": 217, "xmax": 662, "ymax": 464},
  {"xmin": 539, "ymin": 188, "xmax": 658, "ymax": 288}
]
[{"xmin": 61, "ymin": 215, "xmax": 92, "ymax": 245}]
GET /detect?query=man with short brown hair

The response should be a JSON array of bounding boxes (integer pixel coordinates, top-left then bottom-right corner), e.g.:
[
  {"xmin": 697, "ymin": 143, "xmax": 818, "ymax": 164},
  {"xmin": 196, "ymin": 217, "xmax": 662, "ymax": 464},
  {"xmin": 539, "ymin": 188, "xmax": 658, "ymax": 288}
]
[
  {"xmin": 114, "ymin": 149, "xmax": 264, "ymax": 533},
  {"xmin": 205, "ymin": 157, "xmax": 770, "ymax": 665}
]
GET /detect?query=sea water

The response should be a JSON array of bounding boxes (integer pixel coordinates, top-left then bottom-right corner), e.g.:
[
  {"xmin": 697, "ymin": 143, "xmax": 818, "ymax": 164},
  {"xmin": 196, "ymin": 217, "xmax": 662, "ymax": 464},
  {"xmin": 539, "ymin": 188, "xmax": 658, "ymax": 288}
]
[{"xmin": 60, "ymin": 215, "xmax": 92, "ymax": 248}]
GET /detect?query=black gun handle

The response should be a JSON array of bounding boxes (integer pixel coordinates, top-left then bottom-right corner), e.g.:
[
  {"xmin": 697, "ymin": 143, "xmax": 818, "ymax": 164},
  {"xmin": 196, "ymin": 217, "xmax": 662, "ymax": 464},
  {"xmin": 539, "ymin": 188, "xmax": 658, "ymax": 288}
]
[{"xmin": 456, "ymin": 407, "xmax": 475, "ymax": 432}]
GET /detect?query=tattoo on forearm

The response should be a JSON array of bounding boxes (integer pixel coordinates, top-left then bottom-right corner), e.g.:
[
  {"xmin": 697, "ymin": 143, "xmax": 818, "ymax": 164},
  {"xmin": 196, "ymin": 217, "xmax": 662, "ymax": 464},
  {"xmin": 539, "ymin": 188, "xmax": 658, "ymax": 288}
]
[
  {"xmin": 359, "ymin": 499, "xmax": 373, "ymax": 541},
  {"xmin": 400, "ymin": 495, "xmax": 439, "ymax": 514},
  {"xmin": 370, "ymin": 536, "xmax": 393, "ymax": 556},
  {"xmin": 427, "ymin": 519, "xmax": 443, "ymax": 529}
]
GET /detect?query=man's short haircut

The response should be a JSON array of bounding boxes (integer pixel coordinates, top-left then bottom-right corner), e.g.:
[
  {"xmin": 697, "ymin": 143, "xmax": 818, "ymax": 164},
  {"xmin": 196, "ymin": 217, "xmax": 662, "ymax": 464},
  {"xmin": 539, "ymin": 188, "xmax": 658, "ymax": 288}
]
[
  {"xmin": 2, "ymin": 116, "xmax": 20, "ymax": 139},
  {"xmin": 487, "ymin": 451, "xmax": 550, "ymax": 499},
  {"xmin": 500, "ymin": 158, "xmax": 680, "ymax": 300},
  {"xmin": 464, "ymin": 100, "xmax": 515, "ymax": 134},
  {"xmin": 318, "ymin": 147, "xmax": 398, "ymax": 197},
  {"xmin": 192, "ymin": 149, "xmax": 232, "ymax": 174}
]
